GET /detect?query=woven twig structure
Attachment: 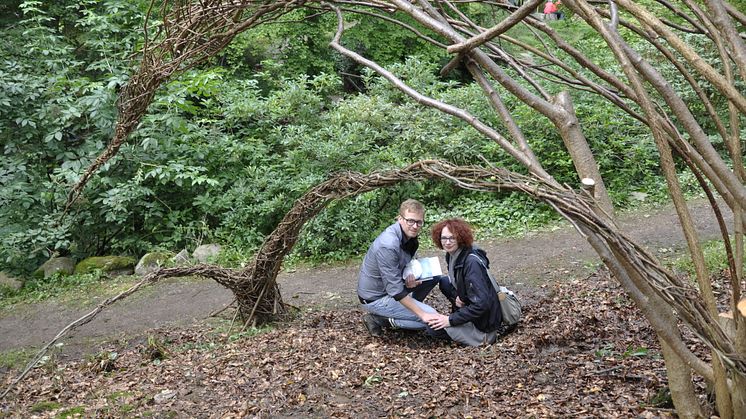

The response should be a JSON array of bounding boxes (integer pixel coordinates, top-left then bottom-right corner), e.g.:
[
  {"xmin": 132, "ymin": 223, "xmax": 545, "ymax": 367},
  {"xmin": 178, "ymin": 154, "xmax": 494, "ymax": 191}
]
[{"xmin": 129, "ymin": 160, "xmax": 742, "ymax": 378}]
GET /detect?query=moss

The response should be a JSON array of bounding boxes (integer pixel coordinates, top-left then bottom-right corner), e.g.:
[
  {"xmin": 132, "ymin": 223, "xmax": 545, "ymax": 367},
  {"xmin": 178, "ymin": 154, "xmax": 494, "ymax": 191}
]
[
  {"xmin": 30, "ymin": 401, "xmax": 61, "ymax": 412},
  {"xmin": 139, "ymin": 252, "xmax": 174, "ymax": 267},
  {"xmin": 58, "ymin": 406, "xmax": 86, "ymax": 418},
  {"xmin": 74, "ymin": 256, "xmax": 137, "ymax": 275}
]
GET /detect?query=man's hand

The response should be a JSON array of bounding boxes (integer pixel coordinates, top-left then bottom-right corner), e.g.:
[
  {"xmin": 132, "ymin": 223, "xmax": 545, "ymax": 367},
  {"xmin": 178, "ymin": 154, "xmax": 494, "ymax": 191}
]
[
  {"xmin": 420, "ymin": 312, "xmax": 440, "ymax": 323},
  {"xmin": 404, "ymin": 274, "xmax": 421, "ymax": 289},
  {"xmin": 455, "ymin": 296, "xmax": 464, "ymax": 308},
  {"xmin": 427, "ymin": 313, "xmax": 450, "ymax": 330}
]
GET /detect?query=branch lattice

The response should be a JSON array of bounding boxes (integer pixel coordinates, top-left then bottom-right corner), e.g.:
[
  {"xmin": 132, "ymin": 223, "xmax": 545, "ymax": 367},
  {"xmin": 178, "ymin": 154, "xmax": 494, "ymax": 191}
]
[{"xmin": 140, "ymin": 160, "xmax": 746, "ymax": 376}]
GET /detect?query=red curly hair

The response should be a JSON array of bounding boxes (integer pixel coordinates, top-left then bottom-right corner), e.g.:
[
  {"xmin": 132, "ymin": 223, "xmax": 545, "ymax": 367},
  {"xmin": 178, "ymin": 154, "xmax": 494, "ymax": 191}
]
[{"xmin": 431, "ymin": 218, "xmax": 474, "ymax": 250}]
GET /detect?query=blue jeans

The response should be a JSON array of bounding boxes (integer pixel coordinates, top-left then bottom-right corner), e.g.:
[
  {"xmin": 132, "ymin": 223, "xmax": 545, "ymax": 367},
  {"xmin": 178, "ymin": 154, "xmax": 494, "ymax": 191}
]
[{"xmin": 361, "ymin": 276, "xmax": 454, "ymax": 330}]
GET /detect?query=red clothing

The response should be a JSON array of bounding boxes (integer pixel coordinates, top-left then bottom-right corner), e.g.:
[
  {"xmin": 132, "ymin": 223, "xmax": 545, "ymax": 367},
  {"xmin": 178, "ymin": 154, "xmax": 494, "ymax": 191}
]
[{"xmin": 544, "ymin": 1, "xmax": 557, "ymax": 14}]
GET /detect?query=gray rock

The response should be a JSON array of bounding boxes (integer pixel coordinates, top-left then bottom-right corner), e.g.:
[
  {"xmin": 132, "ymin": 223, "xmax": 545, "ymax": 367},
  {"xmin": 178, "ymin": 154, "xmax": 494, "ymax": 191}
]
[
  {"xmin": 153, "ymin": 389, "xmax": 177, "ymax": 404},
  {"xmin": 172, "ymin": 249, "xmax": 191, "ymax": 265},
  {"xmin": 0, "ymin": 272, "xmax": 22, "ymax": 290},
  {"xmin": 192, "ymin": 244, "xmax": 222, "ymax": 263},
  {"xmin": 33, "ymin": 257, "xmax": 75, "ymax": 279},
  {"xmin": 134, "ymin": 252, "xmax": 174, "ymax": 276}
]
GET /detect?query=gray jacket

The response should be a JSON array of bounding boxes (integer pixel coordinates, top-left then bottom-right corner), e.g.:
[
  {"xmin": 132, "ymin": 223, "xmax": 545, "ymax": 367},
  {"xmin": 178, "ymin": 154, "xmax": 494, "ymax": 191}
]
[{"xmin": 357, "ymin": 222, "xmax": 418, "ymax": 302}]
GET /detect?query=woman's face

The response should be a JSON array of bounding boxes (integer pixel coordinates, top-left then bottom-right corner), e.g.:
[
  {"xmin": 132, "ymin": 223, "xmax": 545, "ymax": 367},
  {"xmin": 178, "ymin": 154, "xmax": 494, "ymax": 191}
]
[{"xmin": 440, "ymin": 226, "xmax": 459, "ymax": 254}]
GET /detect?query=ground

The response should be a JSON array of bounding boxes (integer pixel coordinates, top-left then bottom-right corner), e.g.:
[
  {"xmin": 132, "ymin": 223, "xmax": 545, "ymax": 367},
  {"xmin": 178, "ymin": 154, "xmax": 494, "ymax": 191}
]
[{"xmin": 0, "ymin": 198, "xmax": 732, "ymax": 417}]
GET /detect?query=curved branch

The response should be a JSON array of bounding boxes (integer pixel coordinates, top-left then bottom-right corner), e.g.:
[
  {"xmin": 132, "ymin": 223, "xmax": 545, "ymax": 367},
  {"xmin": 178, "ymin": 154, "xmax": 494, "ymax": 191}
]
[
  {"xmin": 447, "ymin": 0, "xmax": 543, "ymax": 54},
  {"xmin": 327, "ymin": 4, "xmax": 554, "ymax": 182}
]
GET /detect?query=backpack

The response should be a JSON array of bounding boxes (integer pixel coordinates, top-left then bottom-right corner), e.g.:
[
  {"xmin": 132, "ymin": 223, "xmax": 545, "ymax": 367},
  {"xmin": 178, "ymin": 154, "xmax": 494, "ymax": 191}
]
[{"xmin": 469, "ymin": 254, "xmax": 522, "ymax": 334}]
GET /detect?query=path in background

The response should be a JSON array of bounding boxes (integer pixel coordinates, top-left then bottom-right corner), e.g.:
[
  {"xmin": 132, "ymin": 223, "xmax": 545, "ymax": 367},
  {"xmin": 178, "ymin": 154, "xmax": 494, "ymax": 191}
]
[{"xmin": 0, "ymin": 198, "xmax": 731, "ymax": 358}]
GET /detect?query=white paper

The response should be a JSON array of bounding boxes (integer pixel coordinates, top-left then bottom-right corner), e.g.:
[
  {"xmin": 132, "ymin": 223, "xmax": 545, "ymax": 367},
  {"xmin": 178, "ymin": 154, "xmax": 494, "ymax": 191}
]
[{"xmin": 402, "ymin": 257, "xmax": 443, "ymax": 280}]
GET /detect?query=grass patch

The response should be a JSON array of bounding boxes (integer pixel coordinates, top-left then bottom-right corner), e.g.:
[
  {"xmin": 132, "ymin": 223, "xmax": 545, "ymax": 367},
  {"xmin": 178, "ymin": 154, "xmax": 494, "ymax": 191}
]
[
  {"xmin": 58, "ymin": 406, "xmax": 86, "ymax": 418},
  {"xmin": 670, "ymin": 239, "xmax": 745, "ymax": 276},
  {"xmin": 227, "ymin": 325, "xmax": 274, "ymax": 342},
  {"xmin": 0, "ymin": 271, "xmax": 211, "ymax": 312},
  {"xmin": 0, "ymin": 271, "xmax": 107, "ymax": 310},
  {"xmin": 0, "ymin": 348, "xmax": 36, "ymax": 369},
  {"xmin": 29, "ymin": 400, "xmax": 61, "ymax": 413}
]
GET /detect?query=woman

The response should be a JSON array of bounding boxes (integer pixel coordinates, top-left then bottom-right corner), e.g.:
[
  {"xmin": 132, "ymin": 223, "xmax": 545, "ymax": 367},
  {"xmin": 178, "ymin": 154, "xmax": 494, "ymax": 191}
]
[{"xmin": 426, "ymin": 218, "xmax": 502, "ymax": 346}]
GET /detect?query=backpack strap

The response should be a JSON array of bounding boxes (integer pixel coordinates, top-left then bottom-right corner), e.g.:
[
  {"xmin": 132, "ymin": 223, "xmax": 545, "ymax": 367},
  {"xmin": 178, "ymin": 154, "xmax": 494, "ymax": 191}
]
[{"xmin": 468, "ymin": 253, "xmax": 500, "ymax": 293}]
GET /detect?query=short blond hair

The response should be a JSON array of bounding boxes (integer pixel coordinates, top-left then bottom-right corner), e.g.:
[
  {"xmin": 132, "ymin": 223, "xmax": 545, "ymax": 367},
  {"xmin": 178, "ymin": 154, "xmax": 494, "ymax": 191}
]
[{"xmin": 399, "ymin": 199, "xmax": 425, "ymax": 215}]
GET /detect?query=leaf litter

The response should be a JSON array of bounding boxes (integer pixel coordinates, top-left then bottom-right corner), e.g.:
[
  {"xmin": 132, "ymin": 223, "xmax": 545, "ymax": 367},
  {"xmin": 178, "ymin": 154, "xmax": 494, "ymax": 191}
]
[{"xmin": 1, "ymin": 269, "xmax": 685, "ymax": 417}]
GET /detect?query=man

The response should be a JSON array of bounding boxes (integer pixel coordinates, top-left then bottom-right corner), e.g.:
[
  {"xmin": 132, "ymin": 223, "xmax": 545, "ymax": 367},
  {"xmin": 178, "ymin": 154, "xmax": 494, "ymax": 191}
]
[{"xmin": 357, "ymin": 199, "xmax": 443, "ymax": 336}]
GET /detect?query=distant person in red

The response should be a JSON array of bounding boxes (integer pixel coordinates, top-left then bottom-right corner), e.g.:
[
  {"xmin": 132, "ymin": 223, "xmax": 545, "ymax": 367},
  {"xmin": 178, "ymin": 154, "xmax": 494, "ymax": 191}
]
[
  {"xmin": 543, "ymin": 0, "xmax": 557, "ymax": 20},
  {"xmin": 555, "ymin": 0, "xmax": 565, "ymax": 20}
]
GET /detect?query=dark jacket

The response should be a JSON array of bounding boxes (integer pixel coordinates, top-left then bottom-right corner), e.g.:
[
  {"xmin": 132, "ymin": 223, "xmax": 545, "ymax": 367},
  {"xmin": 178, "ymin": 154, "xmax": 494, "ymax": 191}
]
[{"xmin": 446, "ymin": 247, "xmax": 502, "ymax": 333}]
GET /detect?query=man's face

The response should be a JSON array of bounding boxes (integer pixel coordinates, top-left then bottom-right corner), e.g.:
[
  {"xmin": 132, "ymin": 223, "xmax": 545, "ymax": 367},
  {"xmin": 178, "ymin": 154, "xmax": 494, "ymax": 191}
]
[{"xmin": 398, "ymin": 209, "xmax": 425, "ymax": 239}]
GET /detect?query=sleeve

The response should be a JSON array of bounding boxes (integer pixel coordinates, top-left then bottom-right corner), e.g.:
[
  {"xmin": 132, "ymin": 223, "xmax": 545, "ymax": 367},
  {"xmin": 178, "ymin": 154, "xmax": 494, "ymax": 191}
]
[
  {"xmin": 448, "ymin": 259, "xmax": 492, "ymax": 326},
  {"xmin": 375, "ymin": 245, "xmax": 408, "ymax": 300}
]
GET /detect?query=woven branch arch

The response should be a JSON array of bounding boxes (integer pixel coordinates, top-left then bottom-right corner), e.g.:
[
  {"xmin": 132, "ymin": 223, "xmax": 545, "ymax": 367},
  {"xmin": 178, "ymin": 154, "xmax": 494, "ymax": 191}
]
[
  {"xmin": 130, "ymin": 159, "xmax": 742, "ymax": 377},
  {"xmin": 48, "ymin": 1, "xmax": 745, "ymax": 410}
]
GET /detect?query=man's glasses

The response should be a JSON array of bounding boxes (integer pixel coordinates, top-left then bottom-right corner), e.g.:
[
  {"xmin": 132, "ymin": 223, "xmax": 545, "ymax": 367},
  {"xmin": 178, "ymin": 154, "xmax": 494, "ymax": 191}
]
[
  {"xmin": 440, "ymin": 236, "xmax": 456, "ymax": 243},
  {"xmin": 403, "ymin": 218, "xmax": 424, "ymax": 227}
]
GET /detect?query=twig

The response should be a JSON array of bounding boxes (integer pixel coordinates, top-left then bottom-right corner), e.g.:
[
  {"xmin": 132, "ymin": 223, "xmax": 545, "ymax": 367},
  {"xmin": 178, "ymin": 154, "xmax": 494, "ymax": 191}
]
[{"xmin": 209, "ymin": 298, "xmax": 236, "ymax": 317}]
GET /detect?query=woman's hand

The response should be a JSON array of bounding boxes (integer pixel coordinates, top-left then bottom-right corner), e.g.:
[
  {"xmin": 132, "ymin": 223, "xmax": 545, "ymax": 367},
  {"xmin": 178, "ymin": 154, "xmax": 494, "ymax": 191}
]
[
  {"xmin": 427, "ymin": 313, "xmax": 451, "ymax": 330},
  {"xmin": 455, "ymin": 296, "xmax": 464, "ymax": 308}
]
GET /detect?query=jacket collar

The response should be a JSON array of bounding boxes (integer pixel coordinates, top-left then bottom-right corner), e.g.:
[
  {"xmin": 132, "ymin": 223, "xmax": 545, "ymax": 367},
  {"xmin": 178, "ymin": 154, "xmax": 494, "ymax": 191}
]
[{"xmin": 398, "ymin": 224, "xmax": 419, "ymax": 256}]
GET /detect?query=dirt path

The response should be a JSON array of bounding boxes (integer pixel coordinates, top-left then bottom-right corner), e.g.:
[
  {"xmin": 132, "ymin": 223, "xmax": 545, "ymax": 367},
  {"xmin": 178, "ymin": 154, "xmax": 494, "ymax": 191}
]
[{"xmin": 0, "ymin": 198, "xmax": 731, "ymax": 359}]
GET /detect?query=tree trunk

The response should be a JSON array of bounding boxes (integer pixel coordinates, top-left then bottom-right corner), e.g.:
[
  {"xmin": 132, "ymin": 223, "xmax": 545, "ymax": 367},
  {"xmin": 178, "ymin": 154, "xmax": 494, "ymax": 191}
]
[
  {"xmin": 660, "ymin": 340, "xmax": 706, "ymax": 419},
  {"xmin": 554, "ymin": 91, "xmax": 615, "ymax": 218}
]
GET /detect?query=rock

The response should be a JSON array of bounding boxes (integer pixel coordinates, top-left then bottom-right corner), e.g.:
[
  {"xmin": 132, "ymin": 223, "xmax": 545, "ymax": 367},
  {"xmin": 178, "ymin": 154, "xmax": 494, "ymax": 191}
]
[
  {"xmin": 0, "ymin": 272, "xmax": 23, "ymax": 290},
  {"xmin": 33, "ymin": 257, "xmax": 76, "ymax": 279},
  {"xmin": 134, "ymin": 252, "xmax": 174, "ymax": 276},
  {"xmin": 192, "ymin": 244, "xmax": 222, "ymax": 263},
  {"xmin": 153, "ymin": 389, "xmax": 177, "ymax": 404},
  {"xmin": 172, "ymin": 249, "xmax": 191, "ymax": 265},
  {"xmin": 74, "ymin": 256, "xmax": 137, "ymax": 276},
  {"xmin": 630, "ymin": 191, "xmax": 648, "ymax": 201}
]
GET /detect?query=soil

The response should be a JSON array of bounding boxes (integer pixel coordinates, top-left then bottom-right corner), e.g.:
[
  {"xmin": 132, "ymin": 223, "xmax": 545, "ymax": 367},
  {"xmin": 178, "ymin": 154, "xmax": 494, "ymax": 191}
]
[{"xmin": 0, "ymin": 198, "xmax": 731, "ymax": 360}]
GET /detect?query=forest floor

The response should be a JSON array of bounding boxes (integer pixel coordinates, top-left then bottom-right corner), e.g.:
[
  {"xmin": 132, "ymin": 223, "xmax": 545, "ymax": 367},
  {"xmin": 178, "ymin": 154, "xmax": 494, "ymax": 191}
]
[{"xmin": 0, "ymin": 198, "xmax": 732, "ymax": 417}]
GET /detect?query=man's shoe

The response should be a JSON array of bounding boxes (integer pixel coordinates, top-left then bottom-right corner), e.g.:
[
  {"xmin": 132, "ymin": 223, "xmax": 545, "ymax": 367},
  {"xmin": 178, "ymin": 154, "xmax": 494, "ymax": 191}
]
[{"xmin": 362, "ymin": 314, "xmax": 383, "ymax": 337}]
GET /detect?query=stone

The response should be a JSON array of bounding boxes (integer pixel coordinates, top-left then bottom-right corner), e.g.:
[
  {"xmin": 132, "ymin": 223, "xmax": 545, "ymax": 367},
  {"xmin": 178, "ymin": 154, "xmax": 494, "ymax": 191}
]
[
  {"xmin": 74, "ymin": 256, "xmax": 137, "ymax": 276},
  {"xmin": 33, "ymin": 257, "xmax": 76, "ymax": 279},
  {"xmin": 134, "ymin": 251, "xmax": 174, "ymax": 276},
  {"xmin": 0, "ymin": 272, "xmax": 23, "ymax": 290},
  {"xmin": 172, "ymin": 249, "xmax": 191, "ymax": 265},
  {"xmin": 630, "ymin": 191, "xmax": 648, "ymax": 201},
  {"xmin": 192, "ymin": 244, "xmax": 222, "ymax": 263},
  {"xmin": 153, "ymin": 389, "xmax": 177, "ymax": 404}
]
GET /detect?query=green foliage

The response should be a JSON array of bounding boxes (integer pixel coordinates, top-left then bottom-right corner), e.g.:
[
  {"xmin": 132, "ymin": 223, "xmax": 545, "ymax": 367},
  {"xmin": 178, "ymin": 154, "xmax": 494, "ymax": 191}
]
[
  {"xmin": 221, "ymin": 9, "xmax": 444, "ymax": 85},
  {"xmin": 427, "ymin": 191, "xmax": 559, "ymax": 238},
  {"xmin": 622, "ymin": 346, "xmax": 650, "ymax": 358},
  {"xmin": 0, "ymin": 0, "xmax": 141, "ymax": 272},
  {"xmin": 1, "ymin": 0, "xmax": 724, "ymax": 278},
  {"xmin": 363, "ymin": 372, "xmax": 384, "ymax": 387},
  {"xmin": 144, "ymin": 335, "xmax": 169, "ymax": 363},
  {"xmin": 594, "ymin": 344, "xmax": 614, "ymax": 358}
]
